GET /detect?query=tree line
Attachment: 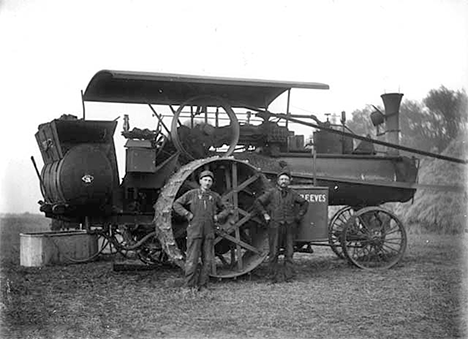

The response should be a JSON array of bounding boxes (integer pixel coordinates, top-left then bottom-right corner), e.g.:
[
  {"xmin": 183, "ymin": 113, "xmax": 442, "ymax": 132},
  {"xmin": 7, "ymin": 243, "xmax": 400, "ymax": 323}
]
[{"xmin": 346, "ymin": 86, "xmax": 468, "ymax": 154}]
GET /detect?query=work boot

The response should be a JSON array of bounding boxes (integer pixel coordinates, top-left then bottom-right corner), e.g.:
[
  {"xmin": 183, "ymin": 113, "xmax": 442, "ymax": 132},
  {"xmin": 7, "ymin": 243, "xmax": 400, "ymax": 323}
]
[
  {"xmin": 198, "ymin": 284, "xmax": 210, "ymax": 292},
  {"xmin": 181, "ymin": 286, "xmax": 198, "ymax": 295}
]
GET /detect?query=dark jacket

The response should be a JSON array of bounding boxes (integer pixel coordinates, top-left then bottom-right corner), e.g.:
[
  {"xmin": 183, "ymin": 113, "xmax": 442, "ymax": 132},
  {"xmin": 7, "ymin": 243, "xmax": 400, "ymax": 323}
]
[
  {"xmin": 173, "ymin": 188, "xmax": 229, "ymax": 239},
  {"xmin": 254, "ymin": 186, "xmax": 308, "ymax": 225}
]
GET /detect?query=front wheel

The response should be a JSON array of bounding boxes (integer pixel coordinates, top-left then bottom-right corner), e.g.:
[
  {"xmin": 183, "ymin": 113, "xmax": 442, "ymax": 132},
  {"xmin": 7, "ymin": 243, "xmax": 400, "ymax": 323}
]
[{"xmin": 340, "ymin": 206, "xmax": 407, "ymax": 269}]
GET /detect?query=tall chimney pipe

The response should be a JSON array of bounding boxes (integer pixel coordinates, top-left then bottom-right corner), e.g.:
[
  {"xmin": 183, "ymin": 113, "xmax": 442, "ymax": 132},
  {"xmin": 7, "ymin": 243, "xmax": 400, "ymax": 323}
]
[{"xmin": 381, "ymin": 93, "xmax": 403, "ymax": 155}]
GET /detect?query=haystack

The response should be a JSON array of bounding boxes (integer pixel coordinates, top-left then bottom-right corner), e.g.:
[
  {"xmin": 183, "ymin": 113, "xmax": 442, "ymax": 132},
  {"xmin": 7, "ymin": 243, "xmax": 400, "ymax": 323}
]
[{"xmin": 394, "ymin": 134, "xmax": 467, "ymax": 233}]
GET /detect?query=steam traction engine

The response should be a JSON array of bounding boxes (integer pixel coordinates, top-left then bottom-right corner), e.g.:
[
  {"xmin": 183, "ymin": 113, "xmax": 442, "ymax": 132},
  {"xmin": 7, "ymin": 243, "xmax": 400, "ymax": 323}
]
[{"xmin": 34, "ymin": 70, "xmax": 419, "ymax": 276}]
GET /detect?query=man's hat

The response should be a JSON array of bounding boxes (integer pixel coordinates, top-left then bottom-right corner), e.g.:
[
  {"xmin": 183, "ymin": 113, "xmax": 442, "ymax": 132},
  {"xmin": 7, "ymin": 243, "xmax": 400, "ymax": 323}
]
[
  {"xmin": 199, "ymin": 170, "xmax": 214, "ymax": 180},
  {"xmin": 277, "ymin": 167, "xmax": 291, "ymax": 179}
]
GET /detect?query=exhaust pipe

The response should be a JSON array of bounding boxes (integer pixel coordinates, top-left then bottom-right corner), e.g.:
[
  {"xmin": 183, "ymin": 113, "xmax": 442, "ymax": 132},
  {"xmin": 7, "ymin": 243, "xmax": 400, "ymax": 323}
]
[{"xmin": 381, "ymin": 93, "xmax": 403, "ymax": 155}]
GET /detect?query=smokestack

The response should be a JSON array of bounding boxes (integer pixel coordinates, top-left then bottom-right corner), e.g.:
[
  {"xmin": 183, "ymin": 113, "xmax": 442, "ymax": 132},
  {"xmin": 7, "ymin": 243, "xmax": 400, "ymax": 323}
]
[{"xmin": 381, "ymin": 93, "xmax": 403, "ymax": 155}]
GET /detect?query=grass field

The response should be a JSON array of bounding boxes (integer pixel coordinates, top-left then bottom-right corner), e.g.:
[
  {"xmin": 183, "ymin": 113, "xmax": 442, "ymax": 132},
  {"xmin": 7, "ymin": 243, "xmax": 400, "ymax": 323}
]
[{"xmin": 0, "ymin": 214, "xmax": 467, "ymax": 339}]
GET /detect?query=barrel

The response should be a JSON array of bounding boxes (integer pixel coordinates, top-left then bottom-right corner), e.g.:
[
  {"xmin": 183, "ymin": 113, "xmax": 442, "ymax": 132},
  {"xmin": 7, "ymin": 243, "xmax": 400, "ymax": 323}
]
[{"xmin": 41, "ymin": 144, "xmax": 114, "ymax": 206}]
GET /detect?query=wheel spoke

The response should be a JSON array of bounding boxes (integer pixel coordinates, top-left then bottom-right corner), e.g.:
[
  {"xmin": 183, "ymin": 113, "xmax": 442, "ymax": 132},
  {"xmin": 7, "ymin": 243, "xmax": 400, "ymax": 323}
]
[
  {"xmin": 231, "ymin": 163, "xmax": 243, "ymax": 271},
  {"xmin": 380, "ymin": 241, "xmax": 403, "ymax": 253},
  {"xmin": 383, "ymin": 227, "xmax": 403, "ymax": 236},
  {"xmin": 214, "ymin": 211, "xmax": 254, "ymax": 245},
  {"xmin": 216, "ymin": 253, "xmax": 229, "ymax": 266},
  {"xmin": 215, "ymin": 229, "xmax": 262, "ymax": 255},
  {"xmin": 238, "ymin": 208, "xmax": 263, "ymax": 226},
  {"xmin": 222, "ymin": 173, "xmax": 260, "ymax": 203}
]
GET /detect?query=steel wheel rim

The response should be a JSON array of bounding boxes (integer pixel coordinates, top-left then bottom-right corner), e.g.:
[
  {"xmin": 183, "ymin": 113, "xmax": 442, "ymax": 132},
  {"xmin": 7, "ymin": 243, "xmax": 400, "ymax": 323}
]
[{"xmin": 328, "ymin": 206, "xmax": 355, "ymax": 259}]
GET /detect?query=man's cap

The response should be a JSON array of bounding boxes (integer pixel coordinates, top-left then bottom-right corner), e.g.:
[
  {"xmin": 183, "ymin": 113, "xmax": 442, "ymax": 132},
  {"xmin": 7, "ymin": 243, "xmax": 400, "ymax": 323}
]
[
  {"xmin": 277, "ymin": 167, "xmax": 291, "ymax": 179},
  {"xmin": 199, "ymin": 170, "xmax": 214, "ymax": 180}
]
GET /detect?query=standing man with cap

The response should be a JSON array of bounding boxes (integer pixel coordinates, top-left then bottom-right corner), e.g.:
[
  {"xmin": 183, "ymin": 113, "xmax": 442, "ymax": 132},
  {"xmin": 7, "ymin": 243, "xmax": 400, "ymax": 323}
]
[
  {"xmin": 254, "ymin": 168, "xmax": 308, "ymax": 283},
  {"xmin": 173, "ymin": 170, "xmax": 229, "ymax": 291}
]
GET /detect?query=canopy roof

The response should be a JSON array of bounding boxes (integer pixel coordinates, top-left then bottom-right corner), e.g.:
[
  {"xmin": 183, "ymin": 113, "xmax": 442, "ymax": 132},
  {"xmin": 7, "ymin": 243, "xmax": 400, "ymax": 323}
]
[{"xmin": 83, "ymin": 70, "xmax": 329, "ymax": 109}]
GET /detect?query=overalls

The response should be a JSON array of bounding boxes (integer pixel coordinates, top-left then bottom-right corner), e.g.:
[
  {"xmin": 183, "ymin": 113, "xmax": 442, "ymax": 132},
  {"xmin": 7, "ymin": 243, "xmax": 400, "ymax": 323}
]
[{"xmin": 173, "ymin": 188, "xmax": 227, "ymax": 288}]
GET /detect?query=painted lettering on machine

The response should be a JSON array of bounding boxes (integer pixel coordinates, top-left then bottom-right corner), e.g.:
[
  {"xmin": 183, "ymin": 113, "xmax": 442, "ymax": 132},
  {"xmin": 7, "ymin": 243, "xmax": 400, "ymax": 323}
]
[{"xmin": 300, "ymin": 193, "xmax": 327, "ymax": 203}]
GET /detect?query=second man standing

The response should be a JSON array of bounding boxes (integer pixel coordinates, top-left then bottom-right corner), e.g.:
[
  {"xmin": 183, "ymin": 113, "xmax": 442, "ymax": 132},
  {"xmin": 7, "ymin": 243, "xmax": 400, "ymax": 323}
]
[{"xmin": 254, "ymin": 168, "xmax": 308, "ymax": 283}]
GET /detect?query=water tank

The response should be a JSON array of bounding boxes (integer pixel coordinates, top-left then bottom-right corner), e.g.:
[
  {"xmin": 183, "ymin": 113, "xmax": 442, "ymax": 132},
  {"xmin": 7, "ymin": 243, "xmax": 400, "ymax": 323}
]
[
  {"xmin": 314, "ymin": 129, "xmax": 354, "ymax": 154},
  {"xmin": 314, "ymin": 130, "xmax": 342, "ymax": 154},
  {"xmin": 41, "ymin": 144, "xmax": 115, "ymax": 206}
]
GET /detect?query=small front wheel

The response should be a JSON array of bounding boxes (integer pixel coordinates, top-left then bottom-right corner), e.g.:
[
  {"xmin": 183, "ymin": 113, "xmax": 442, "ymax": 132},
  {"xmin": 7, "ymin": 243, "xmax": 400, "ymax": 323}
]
[{"xmin": 340, "ymin": 206, "xmax": 407, "ymax": 269}]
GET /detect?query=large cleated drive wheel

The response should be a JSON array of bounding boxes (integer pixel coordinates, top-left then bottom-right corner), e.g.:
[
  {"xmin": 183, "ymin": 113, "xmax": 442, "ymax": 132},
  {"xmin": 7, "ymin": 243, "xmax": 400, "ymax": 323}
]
[
  {"xmin": 328, "ymin": 206, "xmax": 355, "ymax": 259},
  {"xmin": 340, "ymin": 206, "xmax": 407, "ymax": 269},
  {"xmin": 153, "ymin": 157, "xmax": 271, "ymax": 278}
]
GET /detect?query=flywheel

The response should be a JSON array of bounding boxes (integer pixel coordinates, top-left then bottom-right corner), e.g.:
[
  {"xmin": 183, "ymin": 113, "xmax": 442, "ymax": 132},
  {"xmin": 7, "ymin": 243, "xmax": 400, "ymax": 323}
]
[
  {"xmin": 170, "ymin": 95, "xmax": 240, "ymax": 160},
  {"xmin": 153, "ymin": 157, "xmax": 271, "ymax": 278}
]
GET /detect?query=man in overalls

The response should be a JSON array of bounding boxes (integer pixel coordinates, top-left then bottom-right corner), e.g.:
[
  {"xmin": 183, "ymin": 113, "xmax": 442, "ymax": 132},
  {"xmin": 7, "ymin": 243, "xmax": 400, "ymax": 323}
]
[
  {"xmin": 254, "ymin": 168, "xmax": 308, "ymax": 283},
  {"xmin": 173, "ymin": 170, "xmax": 229, "ymax": 291}
]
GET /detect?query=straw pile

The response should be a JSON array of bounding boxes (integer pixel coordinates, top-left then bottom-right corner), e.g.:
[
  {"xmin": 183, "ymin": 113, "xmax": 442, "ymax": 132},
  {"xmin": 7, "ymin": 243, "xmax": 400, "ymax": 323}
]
[{"xmin": 394, "ymin": 133, "xmax": 468, "ymax": 233}]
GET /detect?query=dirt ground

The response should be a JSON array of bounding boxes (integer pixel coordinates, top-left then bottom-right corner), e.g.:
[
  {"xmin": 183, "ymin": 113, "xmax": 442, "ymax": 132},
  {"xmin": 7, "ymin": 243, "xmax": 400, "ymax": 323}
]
[{"xmin": 0, "ymin": 215, "xmax": 467, "ymax": 339}]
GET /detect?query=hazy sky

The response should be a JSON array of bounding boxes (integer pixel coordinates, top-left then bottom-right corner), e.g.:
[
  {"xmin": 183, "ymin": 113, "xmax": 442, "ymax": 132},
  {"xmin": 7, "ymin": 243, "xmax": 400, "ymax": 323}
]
[{"xmin": 1, "ymin": 0, "xmax": 467, "ymax": 213}]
